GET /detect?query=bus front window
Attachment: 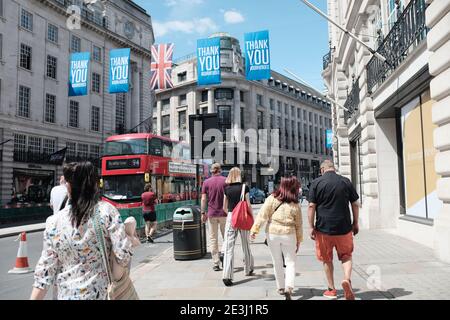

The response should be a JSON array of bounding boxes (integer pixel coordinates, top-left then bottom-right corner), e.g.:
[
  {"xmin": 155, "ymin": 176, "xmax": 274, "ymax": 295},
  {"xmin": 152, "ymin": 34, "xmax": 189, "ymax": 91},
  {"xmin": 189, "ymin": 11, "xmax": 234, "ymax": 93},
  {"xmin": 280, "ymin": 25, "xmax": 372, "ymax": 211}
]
[
  {"xmin": 104, "ymin": 139, "xmax": 147, "ymax": 156},
  {"xmin": 103, "ymin": 175, "xmax": 145, "ymax": 202}
]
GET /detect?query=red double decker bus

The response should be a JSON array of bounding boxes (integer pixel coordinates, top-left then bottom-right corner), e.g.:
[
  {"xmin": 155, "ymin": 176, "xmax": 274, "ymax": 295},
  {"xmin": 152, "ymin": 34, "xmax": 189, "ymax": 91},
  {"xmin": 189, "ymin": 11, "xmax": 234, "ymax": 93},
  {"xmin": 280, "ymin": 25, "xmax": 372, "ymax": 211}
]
[{"xmin": 100, "ymin": 133, "xmax": 207, "ymax": 213}]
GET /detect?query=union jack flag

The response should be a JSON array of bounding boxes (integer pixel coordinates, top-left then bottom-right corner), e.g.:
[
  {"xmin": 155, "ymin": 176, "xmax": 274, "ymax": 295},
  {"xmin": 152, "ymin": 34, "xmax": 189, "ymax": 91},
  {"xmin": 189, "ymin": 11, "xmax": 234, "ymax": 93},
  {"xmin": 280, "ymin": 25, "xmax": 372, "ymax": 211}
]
[{"xmin": 150, "ymin": 43, "xmax": 174, "ymax": 90}]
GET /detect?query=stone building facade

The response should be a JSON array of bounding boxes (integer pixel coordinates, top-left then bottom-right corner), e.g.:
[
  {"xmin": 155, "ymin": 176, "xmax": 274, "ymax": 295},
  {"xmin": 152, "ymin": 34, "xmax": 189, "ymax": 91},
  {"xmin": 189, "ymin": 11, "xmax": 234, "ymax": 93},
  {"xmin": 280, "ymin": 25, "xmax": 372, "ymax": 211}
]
[
  {"xmin": 323, "ymin": 0, "xmax": 450, "ymax": 261},
  {"xmin": 0, "ymin": 0, "xmax": 154, "ymax": 205}
]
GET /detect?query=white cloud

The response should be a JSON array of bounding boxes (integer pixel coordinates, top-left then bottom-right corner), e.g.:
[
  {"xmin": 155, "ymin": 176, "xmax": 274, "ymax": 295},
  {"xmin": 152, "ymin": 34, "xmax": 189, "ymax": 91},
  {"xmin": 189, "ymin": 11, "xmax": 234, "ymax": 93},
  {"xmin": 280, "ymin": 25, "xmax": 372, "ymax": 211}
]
[
  {"xmin": 153, "ymin": 18, "xmax": 218, "ymax": 37},
  {"xmin": 223, "ymin": 9, "xmax": 245, "ymax": 24}
]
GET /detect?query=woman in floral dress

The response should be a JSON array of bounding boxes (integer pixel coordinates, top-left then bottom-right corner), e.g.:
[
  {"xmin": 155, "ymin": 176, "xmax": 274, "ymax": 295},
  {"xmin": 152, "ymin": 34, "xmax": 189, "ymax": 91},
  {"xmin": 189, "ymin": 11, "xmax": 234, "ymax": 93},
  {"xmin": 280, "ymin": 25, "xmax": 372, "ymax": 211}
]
[{"xmin": 30, "ymin": 162, "xmax": 134, "ymax": 300}]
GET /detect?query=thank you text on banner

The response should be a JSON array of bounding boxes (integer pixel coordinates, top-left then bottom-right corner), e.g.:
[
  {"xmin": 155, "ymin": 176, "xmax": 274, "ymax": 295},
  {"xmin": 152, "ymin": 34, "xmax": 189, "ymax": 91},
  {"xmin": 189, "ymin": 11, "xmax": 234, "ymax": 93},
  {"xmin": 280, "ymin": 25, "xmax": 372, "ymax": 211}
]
[
  {"xmin": 69, "ymin": 52, "xmax": 90, "ymax": 97},
  {"xmin": 109, "ymin": 48, "xmax": 130, "ymax": 93},
  {"xmin": 197, "ymin": 37, "xmax": 221, "ymax": 86},
  {"xmin": 326, "ymin": 129, "xmax": 333, "ymax": 148},
  {"xmin": 245, "ymin": 30, "xmax": 271, "ymax": 81}
]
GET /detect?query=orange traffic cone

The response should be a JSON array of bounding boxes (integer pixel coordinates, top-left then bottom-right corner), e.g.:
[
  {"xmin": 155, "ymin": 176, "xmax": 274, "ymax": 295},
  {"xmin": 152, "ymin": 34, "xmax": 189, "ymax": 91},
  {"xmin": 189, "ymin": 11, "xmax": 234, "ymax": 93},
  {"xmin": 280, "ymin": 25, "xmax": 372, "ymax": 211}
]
[{"xmin": 8, "ymin": 232, "xmax": 33, "ymax": 274}]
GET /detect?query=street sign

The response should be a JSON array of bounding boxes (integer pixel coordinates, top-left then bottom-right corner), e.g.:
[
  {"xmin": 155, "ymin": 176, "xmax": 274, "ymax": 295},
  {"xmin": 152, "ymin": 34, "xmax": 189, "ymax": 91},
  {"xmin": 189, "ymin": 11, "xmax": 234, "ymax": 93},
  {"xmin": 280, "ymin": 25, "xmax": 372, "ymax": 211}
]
[{"xmin": 189, "ymin": 113, "xmax": 218, "ymax": 160}]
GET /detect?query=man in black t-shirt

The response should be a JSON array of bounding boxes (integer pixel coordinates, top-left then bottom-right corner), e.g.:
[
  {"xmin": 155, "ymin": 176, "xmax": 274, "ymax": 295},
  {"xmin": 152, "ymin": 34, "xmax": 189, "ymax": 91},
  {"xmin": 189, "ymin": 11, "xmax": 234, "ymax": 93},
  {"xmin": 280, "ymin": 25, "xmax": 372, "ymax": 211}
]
[{"xmin": 308, "ymin": 160, "xmax": 360, "ymax": 300}]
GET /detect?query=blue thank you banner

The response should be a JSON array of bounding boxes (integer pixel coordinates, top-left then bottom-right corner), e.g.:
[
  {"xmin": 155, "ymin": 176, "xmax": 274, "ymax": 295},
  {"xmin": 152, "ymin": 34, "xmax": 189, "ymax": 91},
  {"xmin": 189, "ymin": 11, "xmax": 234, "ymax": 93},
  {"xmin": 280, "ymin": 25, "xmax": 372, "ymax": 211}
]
[
  {"xmin": 326, "ymin": 129, "xmax": 333, "ymax": 148},
  {"xmin": 244, "ymin": 30, "xmax": 271, "ymax": 81},
  {"xmin": 197, "ymin": 37, "xmax": 221, "ymax": 86},
  {"xmin": 69, "ymin": 52, "xmax": 90, "ymax": 97},
  {"xmin": 109, "ymin": 48, "xmax": 131, "ymax": 93}
]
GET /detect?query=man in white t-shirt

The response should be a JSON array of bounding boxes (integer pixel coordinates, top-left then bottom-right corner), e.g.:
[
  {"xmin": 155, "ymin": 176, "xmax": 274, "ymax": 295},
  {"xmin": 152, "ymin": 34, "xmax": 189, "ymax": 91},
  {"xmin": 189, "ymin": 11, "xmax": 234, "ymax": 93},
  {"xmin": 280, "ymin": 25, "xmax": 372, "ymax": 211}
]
[{"xmin": 50, "ymin": 176, "xmax": 68, "ymax": 215}]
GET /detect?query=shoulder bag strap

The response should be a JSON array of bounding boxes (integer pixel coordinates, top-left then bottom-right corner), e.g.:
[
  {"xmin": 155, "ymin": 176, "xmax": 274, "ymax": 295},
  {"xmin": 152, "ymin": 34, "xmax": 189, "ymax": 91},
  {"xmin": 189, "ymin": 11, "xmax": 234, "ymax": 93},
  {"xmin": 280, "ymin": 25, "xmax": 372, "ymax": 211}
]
[
  {"xmin": 240, "ymin": 183, "xmax": 246, "ymax": 201},
  {"xmin": 268, "ymin": 200, "xmax": 284, "ymax": 223},
  {"xmin": 92, "ymin": 204, "xmax": 113, "ymax": 285}
]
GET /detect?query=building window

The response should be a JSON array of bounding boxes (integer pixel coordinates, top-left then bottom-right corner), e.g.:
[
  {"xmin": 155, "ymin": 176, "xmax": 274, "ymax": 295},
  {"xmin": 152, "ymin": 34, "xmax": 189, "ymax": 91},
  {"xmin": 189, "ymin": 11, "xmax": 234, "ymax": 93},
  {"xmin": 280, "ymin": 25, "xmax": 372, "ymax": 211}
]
[
  {"xmin": 399, "ymin": 90, "xmax": 441, "ymax": 219},
  {"xmin": 91, "ymin": 106, "xmax": 100, "ymax": 132},
  {"xmin": 92, "ymin": 73, "xmax": 101, "ymax": 93},
  {"xmin": 241, "ymin": 108, "xmax": 245, "ymax": 130},
  {"xmin": 152, "ymin": 118, "xmax": 157, "ymax": 133},
  {"xmin": 178, "ymin": 72, "xmax": 187, "ymax": 82},
  {"xmin": 69, "ymin": 101, "xmax": 79, "ymax": 128},
  {"xmin": 43, "ymin": 139, "xmax": 55, "ymax": 155},
  {"xmin": 78, "ymin": 144, "xmax": 88, "ymax": 159},
  {"xmin": 18, "ymin": 85, "xmax": 30, "ymax": 118},
  {"xmin": 162, "ymin": 115, "xmax": 170, "ymax": 135},
  {"xmin": 240, "ymin": 91, "xmax": 245, "ymax": 102},
  {"xmin": 215, "ymin": 89, "xmax": 233, "ymax": 100},
  {"xmin": 285, "ymin": 104, "xmax": 289, "ymax": 115},
  {"xmin": 257, "ymin": 94, "xmax": 263, "ymax": 106},
  {"xmin": 297, "ymin": 108, "xmax": 301, "ymax": 119},
  {"xmin": 257, "ymin": 111, "xmax": 264, "ymax": 130},
  {"xmin": 45, "ymin": 94, "xmax": 56, "ymax": 123},
  {"xmin": 14, "ymin": 134, "xmax": 27, "ymax": 160},
  {"xmin": 277, "ymin": 101, "xmax": 282, "ymax": 113},
  {"xmin": 47, "ymin": 24, "xmax": 58, "ymax": 43},
  {"xmin": 270, "ymin": 99, "xmax": 274, "ymax": 111},
  {"xmin": 71, "ymin": 35, "xmax": 81, "ymax": 52},
  {"xmin": 93, "ymin": 45, "xmax": 102, "ymax": 62},
  {"xmin": 0, "ymin": 0, "xmax": 3, "ymax": 17},
  {"xmin": 28, "ymin": 136, "xmax": 41, "ymax": 154},
  {"xmin": 162, "ymin": 98, "xmax": 170, "ymax": 112},
  {"xmin": 66, "ymin": 142, "xmax": 76, "ymax": 158},
  {"xmin": 201, "ymin": 91, "xmax": 208, "ymax": 103},
  {"xmin": 20, "ymin": 44, "xmax": 32, "ymax": 70},
  {"xmin": 218, "ymin": 105, "xmax": 232, "ymax": 139},
  {"xmin": 20, "ymin": 9, "xmax": 33, "ymax": 31},
  {"xmin": 179, "ymin": 111, "xmax": 186, "ymax": 141},
  {"xmin": 179, "ymin": 94, "xmax": 187, "ymax": 106},
  {"xmin": 90, "ymin": 145, "xmax": 100, "ymax": 159},
  {"xmin": 46, "ymin": 55, "xmax": 57, "ymax": 79},
  {"xmin": 115, "ymin": 93, "xmax": 126, "ymax": 133},
  {"xmin": 291, "ymin": 106, "xmax": 295, "ymax": 117},
  {"xmin": 270, "ymin": 115, "xmax": 274, "ymax": 129},
  {"xmin": 0, "ymin": 34, "xmax": 2, "ymax": 60}
]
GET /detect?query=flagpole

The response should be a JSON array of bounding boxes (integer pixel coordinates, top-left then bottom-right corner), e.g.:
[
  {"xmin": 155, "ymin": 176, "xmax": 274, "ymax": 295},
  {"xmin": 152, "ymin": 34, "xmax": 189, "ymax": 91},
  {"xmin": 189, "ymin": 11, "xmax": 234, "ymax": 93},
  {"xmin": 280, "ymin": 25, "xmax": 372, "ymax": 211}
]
[
  {"xmin": 284, "ymin": 68, "xmax": 350, "ymax": 112},
  {"xmin": 299, "ymin": 0, "xmax": 388, "ymax": 63}
]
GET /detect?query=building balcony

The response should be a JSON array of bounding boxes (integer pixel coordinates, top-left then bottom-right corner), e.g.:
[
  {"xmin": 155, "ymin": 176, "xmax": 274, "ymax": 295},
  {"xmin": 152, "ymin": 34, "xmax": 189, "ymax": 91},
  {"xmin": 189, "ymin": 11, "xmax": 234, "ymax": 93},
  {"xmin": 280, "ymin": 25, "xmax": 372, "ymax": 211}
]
[
  {"xmin": 344, "ymin": 76, "xmax": 360, "ymax": 125},
  {"xmin": 46, "ymin": 0, "xmax": 109, "ymax": 29},
  {"xmin": 367, "ymin": 0, "xmax": 427, "ymax": 94},
  {"xmin": 13, "ymin": 151, "xmax": 54, "ymax": 164},
  {"xmin": 323, "ymin": 50, "xmax": 331, "ymax": 70}
]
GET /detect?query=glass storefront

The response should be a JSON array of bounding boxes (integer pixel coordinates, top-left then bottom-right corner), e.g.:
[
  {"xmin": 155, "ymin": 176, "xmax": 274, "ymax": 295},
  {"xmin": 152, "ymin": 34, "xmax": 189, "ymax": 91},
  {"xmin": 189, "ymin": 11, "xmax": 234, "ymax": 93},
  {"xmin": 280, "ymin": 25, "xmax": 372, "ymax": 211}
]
[
  {"xmin": 11, "ymin": 169, "xmax": 54, "ymax": 204},
  {"xmin": 399, "ymin": 89, "xmax": 441, "ymax": 220}
]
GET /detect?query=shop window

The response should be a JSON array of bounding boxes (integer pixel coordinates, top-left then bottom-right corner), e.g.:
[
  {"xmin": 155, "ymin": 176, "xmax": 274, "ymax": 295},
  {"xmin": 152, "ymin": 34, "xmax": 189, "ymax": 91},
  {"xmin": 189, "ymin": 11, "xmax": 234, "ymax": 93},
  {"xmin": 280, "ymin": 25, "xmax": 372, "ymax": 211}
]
[{"xmin": 399, "ymin": 90, "xmax": 441, "ymax": 219}]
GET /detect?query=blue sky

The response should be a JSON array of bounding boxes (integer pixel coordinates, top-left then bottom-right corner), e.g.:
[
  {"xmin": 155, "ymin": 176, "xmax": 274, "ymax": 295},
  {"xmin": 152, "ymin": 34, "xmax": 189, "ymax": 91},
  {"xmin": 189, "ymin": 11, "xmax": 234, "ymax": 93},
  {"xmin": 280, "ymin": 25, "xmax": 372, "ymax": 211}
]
[{"xmin": 134, "ymin": 0, "xmax": 329, "ymax": 90}]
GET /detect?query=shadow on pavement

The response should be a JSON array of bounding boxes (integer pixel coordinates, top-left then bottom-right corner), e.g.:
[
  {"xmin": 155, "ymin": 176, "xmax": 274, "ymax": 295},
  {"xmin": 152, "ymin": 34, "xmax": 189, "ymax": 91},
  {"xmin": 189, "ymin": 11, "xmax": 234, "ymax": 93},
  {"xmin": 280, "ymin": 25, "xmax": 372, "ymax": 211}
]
[{"xmin": 292, "ymin": 287, "xmax": 412, "ymax": 300}]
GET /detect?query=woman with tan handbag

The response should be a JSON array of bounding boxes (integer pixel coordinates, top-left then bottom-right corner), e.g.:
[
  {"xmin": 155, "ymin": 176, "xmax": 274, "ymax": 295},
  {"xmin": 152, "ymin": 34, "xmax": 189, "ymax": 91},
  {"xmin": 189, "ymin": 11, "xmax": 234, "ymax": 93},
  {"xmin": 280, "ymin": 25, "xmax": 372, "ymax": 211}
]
[
  {"xmin": 250, "ymin": 176, "xmax": 303, "ymax": 300},
  {"xmin": 31, "ymin": 161, "xmax": 139, "ymax": 300}
]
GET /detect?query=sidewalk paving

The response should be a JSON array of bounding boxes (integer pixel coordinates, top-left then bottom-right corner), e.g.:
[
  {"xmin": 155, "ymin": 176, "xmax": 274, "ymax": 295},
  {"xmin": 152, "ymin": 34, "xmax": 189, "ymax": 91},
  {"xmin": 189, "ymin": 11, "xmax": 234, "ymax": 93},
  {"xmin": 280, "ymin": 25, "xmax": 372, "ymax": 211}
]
[
  {"xmin": 0, "ymin": 223, "xmax": 46, "ymax": 238},
  {"xmin": 131, "ymin": 205, "xmax": 450, "ymax": 300}
]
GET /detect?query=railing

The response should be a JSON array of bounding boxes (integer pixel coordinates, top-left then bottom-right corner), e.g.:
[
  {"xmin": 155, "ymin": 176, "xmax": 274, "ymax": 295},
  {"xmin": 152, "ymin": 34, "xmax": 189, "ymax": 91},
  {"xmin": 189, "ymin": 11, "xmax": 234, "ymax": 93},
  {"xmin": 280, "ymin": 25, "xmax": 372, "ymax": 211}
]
[
  {"xmin": 13, "ymin": 151, "xmax": 54, "ymax": 164},
  {"xmin": 367, "ymin": 0, "xmax": 427, "ymax": 93},
  {"xmin": 344, "ymin": 76, "xmax": 360, "ymax": 124},
  {"xmin": 173, "ymin": 52, "xmax": 197, "ymax": 65},
  {"xmin": 47, "ymin": 0, "xmax": 109, "ymax": 30},
  {"xmin": 323, "ymin": 51, "xmax": 331, "ymax": 70}
]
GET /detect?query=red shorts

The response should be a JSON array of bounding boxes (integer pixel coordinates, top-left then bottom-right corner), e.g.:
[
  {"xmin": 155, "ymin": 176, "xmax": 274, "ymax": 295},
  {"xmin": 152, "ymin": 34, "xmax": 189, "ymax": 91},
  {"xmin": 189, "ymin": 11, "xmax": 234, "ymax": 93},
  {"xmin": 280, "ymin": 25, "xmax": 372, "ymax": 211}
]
[{"xmin": 315, "ymin": 231, "xmax": 354, "ymax": 263}]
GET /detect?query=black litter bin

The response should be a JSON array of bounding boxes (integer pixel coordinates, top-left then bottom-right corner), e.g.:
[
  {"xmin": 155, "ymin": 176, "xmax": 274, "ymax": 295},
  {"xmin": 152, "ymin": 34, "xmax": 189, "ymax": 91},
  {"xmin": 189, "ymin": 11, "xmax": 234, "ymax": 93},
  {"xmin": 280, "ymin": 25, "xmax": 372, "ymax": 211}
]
[{"xmin": 173, "ymin": 205, "xmax": 207, "ymax": 260}]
